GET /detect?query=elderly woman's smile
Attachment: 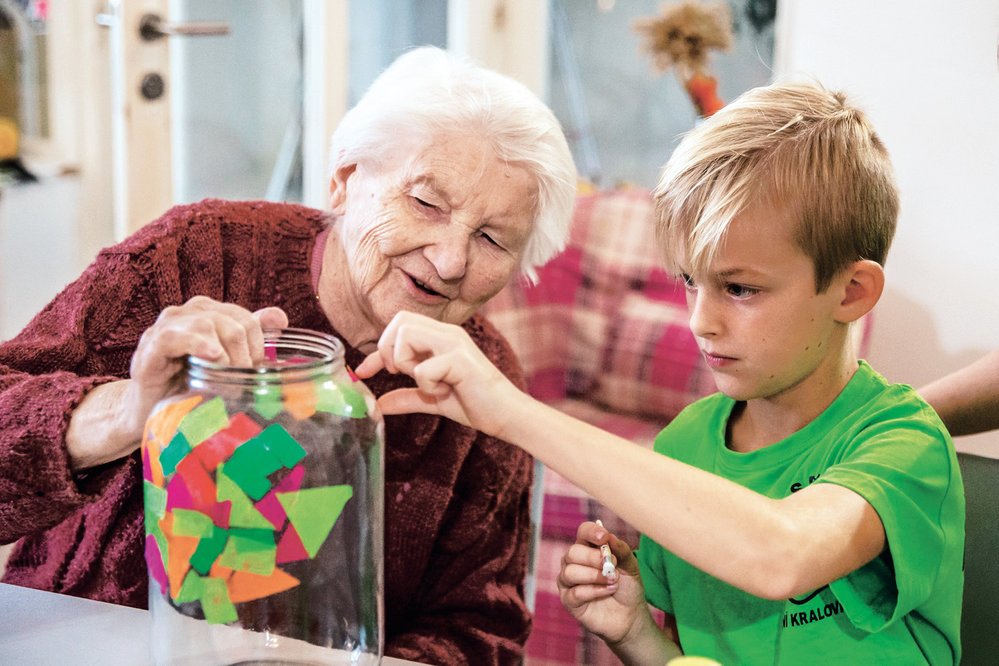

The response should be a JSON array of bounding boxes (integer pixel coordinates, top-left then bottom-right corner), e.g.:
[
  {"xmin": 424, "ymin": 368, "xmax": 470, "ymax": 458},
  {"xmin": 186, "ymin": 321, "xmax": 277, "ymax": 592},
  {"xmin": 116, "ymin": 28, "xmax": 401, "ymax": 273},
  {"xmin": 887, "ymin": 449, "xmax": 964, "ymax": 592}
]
[{"xmin": 318, "ymin": 133, "xmax": 539, "ymax": 352}]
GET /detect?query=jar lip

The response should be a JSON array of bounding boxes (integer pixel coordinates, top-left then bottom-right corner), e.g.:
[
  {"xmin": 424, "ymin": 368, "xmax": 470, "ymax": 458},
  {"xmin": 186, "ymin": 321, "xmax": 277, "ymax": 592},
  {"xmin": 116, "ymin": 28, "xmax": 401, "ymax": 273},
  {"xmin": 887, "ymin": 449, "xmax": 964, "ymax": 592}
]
[{"xmin": 187, "ymin": 327, "xmax": 345, "ymax": 377}]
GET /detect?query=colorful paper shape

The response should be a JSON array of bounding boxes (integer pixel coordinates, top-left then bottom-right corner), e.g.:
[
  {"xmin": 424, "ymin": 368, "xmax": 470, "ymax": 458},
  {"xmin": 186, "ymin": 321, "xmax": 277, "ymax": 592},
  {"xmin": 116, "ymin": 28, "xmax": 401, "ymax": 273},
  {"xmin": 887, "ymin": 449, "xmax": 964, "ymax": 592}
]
[
  {"xmin": 190, "ymin": 525, "xmax": 229, "ymax": 576},
  {"xmin": 254, "ymin": 384, "xmax": 283, "ymax": 419},
  {"xmin": 275, "ymin": 524, "xmax": 311, "ymax": 564},
  {"xmin": 341, "ymin": 385, "xmax": 368, "ymax": 418},
  {"xmin": 141, "ymin": 446, "xmax": 164, "ymax": 488},
  {"xmin": 166, "ymin": 536, "xmax": 199, "ymax": 600},
  {"xmin": 193, "ymin": 412, "xmax": 262, "ymax": 471},
  {"xmin": 226, "ymin": 568, "xmax": 300, "ymax": 604},
  {"xmin": 174, "ymin": 455, "xmax": 217, "ymax": 513},
  {"xmin": 165, "ymin": 473, "xmax": 196, "ymax": 512},
  {"xmin": 172, "ymin": 508, "xmax": 214, "ymax": 538},
  {"xmin": 282, "ymin": 381, "xmax": 317, "ymax": 420},
  {"xmin": 178, "ymin": 395, "xmax": 229, "ymax": 446},
  {"xmin": 145, "ymin": 535, "xmax": 169, "ymax": 595},
  {"xmin": 216, "ymin": 466, "xmax": 272, "ymax": 529},
  {"xmin": 277, "ymin": 485, "xmax": 353, "ymax": 558},
  {"xmin": 143, "ymin": 480, "xmax": 167, "ymax": 522},
  {"xmin": 315, "ymin": 380, "xmax": 348, "ymax": 416},
  {"xmin": 146, "ymin": 395, "xmax": 204, "ymax": 450},
  {"xmin": 218, "ymin": 528, "xmax": 276, "ymax": 576},
  {"xmin": 223, "ymin": 437, "xmax": 284, "ymax": 500},
  {"xmin": 175, "ymin": 570, "xmax": 205, "ymax": 604},
  {"xmin": 209, "ymin": 560, "xmax": 235, "ymax": 582},
  {"xmin": 315, "ymin": 381, "xmax": 368, "ymax": 418},
  {"xmin": 256, "ymin": 424, "xmax": 307, "ymax": 468},
  {"xmin": 199, "ymin": 577, "xmax": 238, "ymax": 625},
  {"xmin": 159, "ymin": 432, "xmax": 191, "ymax": 476},
  {"xmin": 254, "ymin": 465, "xmax": 306, "ymax": 529}
]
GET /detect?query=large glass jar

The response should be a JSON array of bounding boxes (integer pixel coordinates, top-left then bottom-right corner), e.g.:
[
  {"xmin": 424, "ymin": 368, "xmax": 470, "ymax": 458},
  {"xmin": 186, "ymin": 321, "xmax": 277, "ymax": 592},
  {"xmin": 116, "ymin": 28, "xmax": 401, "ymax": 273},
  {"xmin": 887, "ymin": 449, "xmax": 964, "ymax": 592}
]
[{"xmin": 141, "ymin": 329, "xmax": 384, "ymax": 665}]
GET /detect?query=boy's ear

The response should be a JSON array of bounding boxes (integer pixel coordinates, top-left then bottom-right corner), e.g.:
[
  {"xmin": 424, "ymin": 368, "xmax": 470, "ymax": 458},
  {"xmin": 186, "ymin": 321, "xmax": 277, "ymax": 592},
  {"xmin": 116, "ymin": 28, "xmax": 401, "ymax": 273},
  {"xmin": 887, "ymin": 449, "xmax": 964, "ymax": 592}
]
[
  {"xmin": 834, "ymin": 259, "xmax": 885, "ymax": 323},
  {"xmin": 328, "ymin": 163, "xmax": 358, "ymax": 213}
]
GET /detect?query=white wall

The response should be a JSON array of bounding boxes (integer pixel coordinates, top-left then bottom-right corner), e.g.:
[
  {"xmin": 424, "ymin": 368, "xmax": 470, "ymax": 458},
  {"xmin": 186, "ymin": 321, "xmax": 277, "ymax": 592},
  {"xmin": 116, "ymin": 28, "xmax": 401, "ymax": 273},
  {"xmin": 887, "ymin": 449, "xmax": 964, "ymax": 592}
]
[{"xmin": 775, "ymin": 0, "xmax": 999, "ymax": 456}]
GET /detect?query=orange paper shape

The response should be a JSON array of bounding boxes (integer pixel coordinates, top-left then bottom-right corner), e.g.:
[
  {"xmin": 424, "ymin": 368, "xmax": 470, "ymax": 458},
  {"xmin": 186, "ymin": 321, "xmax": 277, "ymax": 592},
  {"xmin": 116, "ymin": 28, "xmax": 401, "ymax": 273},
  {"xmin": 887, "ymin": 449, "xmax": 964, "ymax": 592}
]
[
  {"xmin": 147, "ymin": 395, "xmax": 205, "ymax": 449},
  {"xmin": 210, "ymin": 560, "xmax": 235, "ymax": 582},
  {"xmin": 282, "ymin": 381, "xmax": 318, "ymax": 420},
  {"xmin": 226, "ymin": 568, "xmax": 301, "ymax": 604},
  {"xmin": 143, "ymin": 395, "xmax": 204, "ymax": 487},
  {"xmin": 161, "ymin": 513, "xmax": 201, "ymax": 600}
]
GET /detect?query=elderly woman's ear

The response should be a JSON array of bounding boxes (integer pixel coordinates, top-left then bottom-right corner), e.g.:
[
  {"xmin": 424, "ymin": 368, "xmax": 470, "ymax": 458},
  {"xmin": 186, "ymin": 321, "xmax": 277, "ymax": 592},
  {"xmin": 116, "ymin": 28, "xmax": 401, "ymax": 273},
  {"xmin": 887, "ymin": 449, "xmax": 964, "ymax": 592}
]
[{"xmin": 328, "ymin": 163, "xmax": 358, "ymax": 213}]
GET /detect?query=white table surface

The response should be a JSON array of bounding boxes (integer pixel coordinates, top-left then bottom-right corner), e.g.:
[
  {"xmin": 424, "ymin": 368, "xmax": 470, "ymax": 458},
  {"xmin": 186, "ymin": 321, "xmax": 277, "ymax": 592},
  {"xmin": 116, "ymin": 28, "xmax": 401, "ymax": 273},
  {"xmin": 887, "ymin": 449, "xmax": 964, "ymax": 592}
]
[{"xmin": 0, "ymin": 582, "xmax": 416, "ymax": 665}]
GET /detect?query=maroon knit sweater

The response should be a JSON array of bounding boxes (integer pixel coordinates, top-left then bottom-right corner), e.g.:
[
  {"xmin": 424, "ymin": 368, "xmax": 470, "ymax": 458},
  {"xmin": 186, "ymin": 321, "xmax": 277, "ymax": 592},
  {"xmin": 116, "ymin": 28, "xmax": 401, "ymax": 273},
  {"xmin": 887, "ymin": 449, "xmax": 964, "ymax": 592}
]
[{"xmin": 0, "ymin": 199, "xmax": 534, "ymax": 665}]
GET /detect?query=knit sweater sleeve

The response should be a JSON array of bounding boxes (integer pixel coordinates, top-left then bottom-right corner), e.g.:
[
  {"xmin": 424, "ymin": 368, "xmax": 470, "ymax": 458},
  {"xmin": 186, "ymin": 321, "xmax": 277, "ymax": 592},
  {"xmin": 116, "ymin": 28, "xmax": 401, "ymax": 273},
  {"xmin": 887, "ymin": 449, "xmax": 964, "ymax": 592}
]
[
  {"xmin": 0, "ymin": 251, "xmax": 154, "ymax": 544},
  {"xmin": 385, "ymin": 316, "xmax": 535, "ymax": 666}
]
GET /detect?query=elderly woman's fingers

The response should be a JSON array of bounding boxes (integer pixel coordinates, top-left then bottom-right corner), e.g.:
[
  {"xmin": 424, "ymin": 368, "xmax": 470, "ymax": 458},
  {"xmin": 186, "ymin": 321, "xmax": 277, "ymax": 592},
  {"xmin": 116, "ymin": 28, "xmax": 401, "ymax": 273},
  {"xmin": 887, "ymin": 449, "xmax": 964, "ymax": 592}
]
[
  {"xmin": 253, "ymin": 306, "xmax": 289, "ymax": 330},
  {"xmin": 131, "ymin": 298, "xmax": 282, "ymax": 393}
]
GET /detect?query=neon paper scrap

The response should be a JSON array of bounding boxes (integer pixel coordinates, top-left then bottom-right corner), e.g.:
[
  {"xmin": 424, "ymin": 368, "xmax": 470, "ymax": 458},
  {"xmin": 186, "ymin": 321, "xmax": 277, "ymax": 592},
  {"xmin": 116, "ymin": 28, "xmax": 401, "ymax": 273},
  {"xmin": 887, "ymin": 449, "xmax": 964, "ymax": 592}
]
[
  {"xmin": 141, "ymin": 396, "xmax": 354, "ymax": 624},
  {"xmin": 249, "ymin": 373, "xmax": 369, "ymax": 421}
]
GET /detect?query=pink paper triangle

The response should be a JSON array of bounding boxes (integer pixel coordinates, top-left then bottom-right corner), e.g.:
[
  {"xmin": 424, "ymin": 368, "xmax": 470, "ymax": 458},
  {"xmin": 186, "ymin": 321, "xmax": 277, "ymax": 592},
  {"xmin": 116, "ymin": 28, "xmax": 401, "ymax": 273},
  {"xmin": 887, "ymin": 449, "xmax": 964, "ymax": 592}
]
[{"xmin": 276, "ymin": 525, "xmax": 310, "ymax": 564}]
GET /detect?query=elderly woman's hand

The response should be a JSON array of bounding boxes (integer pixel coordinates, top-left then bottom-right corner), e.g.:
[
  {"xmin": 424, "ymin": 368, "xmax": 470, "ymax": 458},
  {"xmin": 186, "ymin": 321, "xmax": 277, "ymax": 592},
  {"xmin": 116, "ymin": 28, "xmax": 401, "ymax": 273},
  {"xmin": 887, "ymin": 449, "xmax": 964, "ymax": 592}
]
[
  {"xmin": 354, "ymin": 311, "xmax": 524, "ymax": 438},
  {"xmin": 65, "ymin": 296, "xmax": 287, "ymax": 471}
]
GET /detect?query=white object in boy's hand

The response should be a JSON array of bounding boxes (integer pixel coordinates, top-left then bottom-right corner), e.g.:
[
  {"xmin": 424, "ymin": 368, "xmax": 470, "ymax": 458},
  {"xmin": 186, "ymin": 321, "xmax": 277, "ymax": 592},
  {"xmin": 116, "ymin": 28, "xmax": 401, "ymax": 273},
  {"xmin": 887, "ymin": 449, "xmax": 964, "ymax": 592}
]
[{"xmin": 595, "ymin": 519, "xmax": 617, "ymax": 578}]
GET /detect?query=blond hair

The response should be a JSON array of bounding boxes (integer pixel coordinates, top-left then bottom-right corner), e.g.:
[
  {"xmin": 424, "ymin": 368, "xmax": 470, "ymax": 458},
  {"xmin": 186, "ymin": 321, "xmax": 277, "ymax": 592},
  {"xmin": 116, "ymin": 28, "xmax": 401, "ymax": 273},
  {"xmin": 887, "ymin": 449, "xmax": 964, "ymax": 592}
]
[{"xmin": 654, "ymin": 81, "xmax": 899, "ymax": 292}]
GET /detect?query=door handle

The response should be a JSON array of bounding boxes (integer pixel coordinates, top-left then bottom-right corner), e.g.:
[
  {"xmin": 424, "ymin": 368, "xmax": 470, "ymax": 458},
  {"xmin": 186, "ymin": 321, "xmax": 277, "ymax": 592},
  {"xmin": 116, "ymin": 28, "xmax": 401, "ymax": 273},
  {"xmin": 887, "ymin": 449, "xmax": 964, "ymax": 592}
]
[{"xmin": 138, "ymin": 13, "xmax": 230, "ymax": 40}]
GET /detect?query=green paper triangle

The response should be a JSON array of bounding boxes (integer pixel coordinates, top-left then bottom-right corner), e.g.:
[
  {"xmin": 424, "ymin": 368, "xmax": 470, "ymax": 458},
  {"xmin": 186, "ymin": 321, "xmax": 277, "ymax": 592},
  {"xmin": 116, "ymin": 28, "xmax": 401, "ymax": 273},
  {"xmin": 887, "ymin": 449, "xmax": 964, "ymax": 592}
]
[
  {"xmin": 277, "ymin": 485, "xmax": 353, "ymax": 558},
  {"xmin": 217, "ymin": 465, "xmax": 272, "ymax": 529},
  {"xmin": 176, "ymin": 570, "xmax": 204, "ymax": 604}
]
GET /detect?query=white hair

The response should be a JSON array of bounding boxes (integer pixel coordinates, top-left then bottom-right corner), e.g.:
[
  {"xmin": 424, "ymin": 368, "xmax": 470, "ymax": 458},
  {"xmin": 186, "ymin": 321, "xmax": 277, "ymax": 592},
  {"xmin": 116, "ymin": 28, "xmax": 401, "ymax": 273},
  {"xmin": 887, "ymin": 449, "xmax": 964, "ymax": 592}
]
[{"xmin": 327, "ymin": 46, "xmax": 577, "ymax": 283}]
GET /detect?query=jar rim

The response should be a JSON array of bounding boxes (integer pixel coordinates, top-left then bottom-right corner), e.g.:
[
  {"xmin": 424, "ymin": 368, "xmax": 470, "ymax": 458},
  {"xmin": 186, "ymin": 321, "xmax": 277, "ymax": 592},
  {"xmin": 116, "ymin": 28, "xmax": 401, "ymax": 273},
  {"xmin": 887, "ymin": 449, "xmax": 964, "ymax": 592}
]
[{"xmin": 187, "ymin": 327, "xmax": 345, "ymax": 380}]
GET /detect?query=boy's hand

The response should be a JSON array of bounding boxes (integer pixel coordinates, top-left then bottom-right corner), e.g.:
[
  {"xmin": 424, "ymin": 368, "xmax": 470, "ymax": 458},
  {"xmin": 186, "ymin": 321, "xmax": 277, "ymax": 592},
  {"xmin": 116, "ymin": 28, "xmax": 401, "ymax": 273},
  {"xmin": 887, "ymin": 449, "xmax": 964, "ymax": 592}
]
[
  {"xmin": 354, "ymin": 311, "xmax": 522, "ymax": 437},
  {"xmin": 557, "ymin": 521, "xmax": 648, "ymax": 645}
]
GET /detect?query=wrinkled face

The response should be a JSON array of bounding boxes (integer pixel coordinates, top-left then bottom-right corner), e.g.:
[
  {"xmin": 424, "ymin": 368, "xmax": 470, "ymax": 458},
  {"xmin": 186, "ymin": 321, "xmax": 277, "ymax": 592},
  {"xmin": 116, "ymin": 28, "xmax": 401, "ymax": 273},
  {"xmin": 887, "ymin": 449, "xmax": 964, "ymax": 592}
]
[
  {"xmin": 678, "ymin": 206, "xmax": 847, "ymax": 406},
  {"xmin": 330, "ymin": 134, "xmax": 538, "ymax": 350}
]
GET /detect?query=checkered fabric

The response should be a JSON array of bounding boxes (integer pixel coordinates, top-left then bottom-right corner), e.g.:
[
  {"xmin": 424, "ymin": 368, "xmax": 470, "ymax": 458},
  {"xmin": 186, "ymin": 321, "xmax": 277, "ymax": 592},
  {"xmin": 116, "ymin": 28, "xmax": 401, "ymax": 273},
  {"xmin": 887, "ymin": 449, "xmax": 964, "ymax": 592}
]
[{"xmin": 481, "ymin": 187, "xmax": 715, "ymax": 665}]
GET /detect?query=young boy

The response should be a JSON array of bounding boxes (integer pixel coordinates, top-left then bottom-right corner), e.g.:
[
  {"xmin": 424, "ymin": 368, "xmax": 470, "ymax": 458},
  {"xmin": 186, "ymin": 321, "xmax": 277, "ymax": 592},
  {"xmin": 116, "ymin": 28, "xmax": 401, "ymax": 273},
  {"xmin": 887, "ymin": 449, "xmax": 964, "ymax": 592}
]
[{"xmin": 355, "ymin": 82, "xmax": 965, "ymax": 664}]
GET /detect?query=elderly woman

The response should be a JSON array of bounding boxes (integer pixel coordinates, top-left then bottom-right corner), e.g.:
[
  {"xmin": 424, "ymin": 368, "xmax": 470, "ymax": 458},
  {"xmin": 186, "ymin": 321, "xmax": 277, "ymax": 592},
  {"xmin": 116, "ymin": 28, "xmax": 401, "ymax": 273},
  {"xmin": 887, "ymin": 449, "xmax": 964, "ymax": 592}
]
[{"xmin": 0, "ymin": 46, "xmax": 576, "ymax": 665}]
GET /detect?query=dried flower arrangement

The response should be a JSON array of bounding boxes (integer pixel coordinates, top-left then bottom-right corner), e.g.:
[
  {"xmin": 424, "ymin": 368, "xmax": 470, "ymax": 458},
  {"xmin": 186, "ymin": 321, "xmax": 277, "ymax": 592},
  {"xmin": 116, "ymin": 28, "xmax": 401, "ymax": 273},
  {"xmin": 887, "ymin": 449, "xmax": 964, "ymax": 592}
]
[{"xmin": 634, "ymin": 0, "xmax": 733, "ymax": 117}]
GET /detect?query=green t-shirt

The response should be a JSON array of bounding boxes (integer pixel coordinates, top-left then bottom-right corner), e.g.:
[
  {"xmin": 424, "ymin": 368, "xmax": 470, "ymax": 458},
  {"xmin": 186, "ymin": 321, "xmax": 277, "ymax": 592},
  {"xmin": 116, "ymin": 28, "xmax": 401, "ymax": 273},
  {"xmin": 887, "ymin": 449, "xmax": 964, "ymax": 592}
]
[{"xmin": 637, "ymin": 361, "xmax": 964, "ymax": 665}]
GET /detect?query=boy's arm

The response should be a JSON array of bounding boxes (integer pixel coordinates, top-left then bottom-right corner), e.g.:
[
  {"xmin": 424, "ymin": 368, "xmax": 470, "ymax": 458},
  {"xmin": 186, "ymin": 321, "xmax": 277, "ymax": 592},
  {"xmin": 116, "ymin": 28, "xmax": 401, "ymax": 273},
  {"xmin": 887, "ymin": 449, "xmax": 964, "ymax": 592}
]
[
  {"xmin": 919, "ymin": 349, "xmax": 999, "ymax": 437},
  {"xmin": 356, "ymin": 312, "xmax": 886, "ymax": 601},
  {"xmin": 511, "ymin": 397, "xmax": 885, "ymax": 600}
]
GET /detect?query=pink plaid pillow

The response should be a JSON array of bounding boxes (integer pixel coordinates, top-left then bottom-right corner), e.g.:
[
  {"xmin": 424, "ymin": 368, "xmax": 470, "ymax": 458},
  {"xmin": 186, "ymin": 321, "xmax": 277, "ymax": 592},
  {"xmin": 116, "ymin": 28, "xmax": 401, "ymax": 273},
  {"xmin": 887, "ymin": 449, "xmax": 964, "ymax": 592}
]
[
  {"xmin": 483, "ymin": 186, "xmax": 717, "ymax": 416},
  {"xmin": 572, "ymin": 188, "xmax": 715, "ymax": 419},
  {"xmin": 592, "ymin": 285, "xmax": 716, "ymax": 420}
]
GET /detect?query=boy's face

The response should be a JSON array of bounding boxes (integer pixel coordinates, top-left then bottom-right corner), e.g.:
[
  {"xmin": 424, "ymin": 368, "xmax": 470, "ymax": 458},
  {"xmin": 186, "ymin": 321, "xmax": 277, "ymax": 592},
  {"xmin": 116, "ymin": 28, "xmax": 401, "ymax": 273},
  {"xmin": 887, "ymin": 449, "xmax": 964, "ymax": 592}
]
[{"xmin": 678, "ymin": 206, "xmax": 849, "ymax": 406}]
